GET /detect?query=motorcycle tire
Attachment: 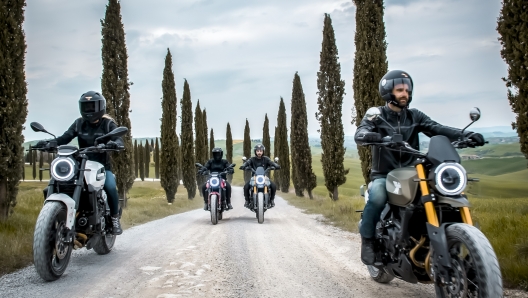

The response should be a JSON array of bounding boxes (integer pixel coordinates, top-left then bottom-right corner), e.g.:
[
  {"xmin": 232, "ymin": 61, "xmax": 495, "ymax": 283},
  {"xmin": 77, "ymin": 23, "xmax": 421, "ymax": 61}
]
[
  {"xmin": 33, "ymin": 201, "xmax": 73, "ymax": 281},
  {"xmin": 93, "ymin": 232, "xmax": 116, "ymax": 255},
  {"xmin": 367, "ymin": 265, "xmax": 394, "ymax": 283},
  {"xmin": 257, "ymin": 192, "xmax": 264, "ymax": 224},
  {"xmin": 210, "ymin": 195, "xmax": 218, "ymax": 225},
  {"xmin": 434, "ymin": 223, "xmax": 502, "ymax": 298}
]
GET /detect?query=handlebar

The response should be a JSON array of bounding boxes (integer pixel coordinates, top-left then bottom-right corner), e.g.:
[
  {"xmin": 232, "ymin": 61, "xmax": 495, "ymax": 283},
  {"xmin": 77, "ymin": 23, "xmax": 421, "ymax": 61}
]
[{"xmin": 30, "ymin": 144, "xmax": 125, "ymax": 154}]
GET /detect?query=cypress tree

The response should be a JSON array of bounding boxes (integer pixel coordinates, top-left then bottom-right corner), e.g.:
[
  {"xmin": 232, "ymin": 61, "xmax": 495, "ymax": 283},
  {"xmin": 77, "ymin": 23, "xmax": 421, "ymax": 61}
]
[
  {"xmin": 139, "ymin": 143, "xmax": 144, "ymax": 181},
  {"xmin": 194, "ymin": 102, "xmax": 204, "ymax": 191},
  {"xmin": 202, "ymin": 109, "xmax": 208, "ymax": 161},
  {"xmin": 291, "ymin": 72, "xmax": 317, "ymax": 199},
  {"xmin": 181, "ymin": 79, "xmax": 196, "ymax": 199},
  {"xmin": 101, "ymin": 0, "xmax": 135, "ymax": 207},
  {"xmin": 150, "ymin": 139, "xmax": 154, "ymax": 150},
  {"xmin": 28, "ymin": 145, "xmax": 32, "ymax": 165},
  {"xmin": 160, "ymin": 48, "xmax": 179, "ymax": 202},
  {"xmin": 155, "ymin": 137, "xmax": 160, "ymax": 179},
  {"xmin": 22, "ymin": 158, "xmax": 25, "ymax": 181},
  {"xmin": 134, "ymin": 139, "xmax": 138, "ymax": 178},
  {"xmin": 243, "ymin": 119, "xmax": 252, "ymax": 183},
  {"xmin": 144, "ymin": 141, "xmax": 150, "ymax": 178},
  {"xmin": 277, "ymin": 97, "xmax": 290, "ymax": 192},
  {"xmin": 226, "ymin": 122, "xmax": 233, "ymax": 183},
  {"xmin": 0, "ymin": 0, "xmax": 28, "ymax": 219},
  {"xmin": 210, "ymin": 129, "xmax": 215, "ymax": 152},
  {"xmin": 175, "ymin": 134, "xmax": 181, "ymax": 185},
  {"xmin": 497, "ymin": 0, "xmax": 528, "ymax": 162},
  {"xmin": 273, "ymin": 126, "xmax": 281, "ymax": 189},
  {"xmin": 315, "ymin": 13, "xmax": 349, "ymax": 200},
  {"xmin": 353, "ymin": 0, "xmax": 388, "ymax": 184},
  {"xmin": 32, "ymin": 151, "xmax": 36, "ymax": 180},
  {"xmin": 38, "ymin": 151, "xmax": 43, "ymax": 182},
  {"xmin": 263, "ymin": 114, "xmax": 271, "ymax": 157}
]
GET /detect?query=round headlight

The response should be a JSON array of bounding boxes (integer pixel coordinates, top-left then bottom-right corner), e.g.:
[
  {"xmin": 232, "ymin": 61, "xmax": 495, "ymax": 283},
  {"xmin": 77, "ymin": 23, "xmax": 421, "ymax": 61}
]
[
  {"xmin": 209, "ymin": 177, "xmax": 220, "ymax": 187},
  {"xmin": 432, "ymin": 163, "xmax": 467, "ymax": 196},
  {"xmin": 51, "ymin": 157, "xmax": 77, "ymax": 181},
  {"xmin": 256, "ymin": 175, "xmax": 265, "ymax": 185}
]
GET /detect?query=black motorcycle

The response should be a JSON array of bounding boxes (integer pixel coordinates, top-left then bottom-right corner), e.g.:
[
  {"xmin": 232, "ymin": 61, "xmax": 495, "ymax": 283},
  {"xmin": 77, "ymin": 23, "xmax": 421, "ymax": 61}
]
[
  {"xmin": 195, "ymin": 163, "xmax": 235, "ymax": 225},
  {"xmin": 242, "ymin": 157, "xmax": 279, "ymax": 224},
  {"xmin": 29, "ymin": 122, "xmax": 127, "ymax": 281},
  {"xmin": 358, "ymin": 107, "xmax": 502, "ymax": 297}
]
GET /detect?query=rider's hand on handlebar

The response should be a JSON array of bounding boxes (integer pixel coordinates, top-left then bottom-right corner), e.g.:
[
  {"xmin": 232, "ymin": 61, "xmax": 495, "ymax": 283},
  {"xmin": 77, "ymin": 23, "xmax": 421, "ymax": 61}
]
[
  {"xmin": 227, "ymin": 168, "xmax": 234, "ymax": 174},
  {"xmin": 105, "ymin": 140, "xmax": 119, "ymax": 150},
  {"xmin": 361, "ymin": 132, "xmax": 382, "ymax": 143},
  {"xmin": 467, "ymin": 132, "xmax": 485, "ymax": 146},
  {"xmin": 35, "ymin": 140, "xmax": 48, "ymax": 148}
]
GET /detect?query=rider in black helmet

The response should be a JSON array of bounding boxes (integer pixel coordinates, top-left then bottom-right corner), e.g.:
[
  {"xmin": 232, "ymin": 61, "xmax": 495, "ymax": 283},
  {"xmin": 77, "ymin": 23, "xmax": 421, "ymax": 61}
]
[
  {"xmin": 240, "ymin": 143, "xmax": 280, "ymax": 208},
  {"xmin": 354, "ymin": 70, "xmax": 486, "ymax": 265},
  {"xmin": 200, "ymin": 147, "xmax": 234, "ymax": 210},
  {"xmin": 35, "ymin": 91, "xmax": 124, "ymax": 235}
]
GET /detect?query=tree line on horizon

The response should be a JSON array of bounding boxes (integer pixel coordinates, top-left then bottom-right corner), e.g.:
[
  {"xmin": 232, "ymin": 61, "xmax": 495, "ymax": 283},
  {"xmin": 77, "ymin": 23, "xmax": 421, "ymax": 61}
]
[{"xmin": 1, "ymin": 0, "xmax": 526, "ymax": 219}]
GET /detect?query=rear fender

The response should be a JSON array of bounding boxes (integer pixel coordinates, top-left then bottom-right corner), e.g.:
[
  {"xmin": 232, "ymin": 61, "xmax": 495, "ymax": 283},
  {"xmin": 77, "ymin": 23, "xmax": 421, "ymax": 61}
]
[{"xmin": 45, "ymin": 193, "xmax": 76, "ymax": 229}]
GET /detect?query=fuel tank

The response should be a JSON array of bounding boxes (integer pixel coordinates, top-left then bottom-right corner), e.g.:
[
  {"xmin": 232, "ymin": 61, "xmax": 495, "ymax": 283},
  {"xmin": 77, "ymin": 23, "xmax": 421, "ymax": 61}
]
[{"xmin": 386, "ymin": 167, "xmax": 419, "ymax": 207}]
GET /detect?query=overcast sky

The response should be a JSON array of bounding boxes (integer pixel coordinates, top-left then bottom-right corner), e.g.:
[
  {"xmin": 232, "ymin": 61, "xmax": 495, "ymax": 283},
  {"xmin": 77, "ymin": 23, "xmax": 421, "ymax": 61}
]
[{"xmin": 22, "ymin": 0, "xmax": 513, "ymax": 141}]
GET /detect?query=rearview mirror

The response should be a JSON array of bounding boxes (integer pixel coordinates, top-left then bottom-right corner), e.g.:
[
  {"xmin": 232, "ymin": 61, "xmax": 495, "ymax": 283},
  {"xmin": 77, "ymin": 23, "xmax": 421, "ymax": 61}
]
[
  {"xmin": 365, "ymin": 107, "xmax": 381, "ymax": 121},
  {"xmin": 230, "ymin": 163, "xmax": 236, "ymax": 167},
  {"xmin": 469, "ymin": 107, "xmax": 481, "ymax": 122},
  {"xmin": 242, "ymin": 156, "xmax": 247, "ymax": 161},
  {"xmin": 274, "ymin": 157, "xmax": 279, "ymax": 162},
  {"xmin": 30, "ymin": 122, "xmax": 46, "ymax": 133}
]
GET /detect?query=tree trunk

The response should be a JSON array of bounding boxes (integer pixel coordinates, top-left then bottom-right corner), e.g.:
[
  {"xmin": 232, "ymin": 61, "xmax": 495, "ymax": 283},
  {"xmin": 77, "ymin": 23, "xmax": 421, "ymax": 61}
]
[
  {"xmin": 308, "ymin": 189, "xmax": 313, "ymax": 200},
  {"xmin": 0, "ymin": 177, "xmax": 8, "ymax": 221},
  {"xmin": 332, "ymin": 187, "xmax": 338, "ymax": 201},
  {"xmin": 166, "ymin": 189, "xmax": 175, "ymax": 204}
]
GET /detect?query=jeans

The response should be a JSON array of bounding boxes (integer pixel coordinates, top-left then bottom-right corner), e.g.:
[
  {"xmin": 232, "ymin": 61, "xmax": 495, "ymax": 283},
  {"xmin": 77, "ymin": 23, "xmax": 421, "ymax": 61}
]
[
  {"xmin": 104, "ymin": 170, "xmax": 120, "ymax": 217},
  {"xmin": 360, "ymin": 178, "xmax": 388, "ymax": 239}
]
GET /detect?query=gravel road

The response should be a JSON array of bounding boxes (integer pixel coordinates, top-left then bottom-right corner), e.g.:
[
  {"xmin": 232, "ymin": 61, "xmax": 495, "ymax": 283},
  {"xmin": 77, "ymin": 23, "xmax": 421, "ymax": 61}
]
[{"xmin": 0, "ymin": 186, "xmax": 510, "ymax": 297}]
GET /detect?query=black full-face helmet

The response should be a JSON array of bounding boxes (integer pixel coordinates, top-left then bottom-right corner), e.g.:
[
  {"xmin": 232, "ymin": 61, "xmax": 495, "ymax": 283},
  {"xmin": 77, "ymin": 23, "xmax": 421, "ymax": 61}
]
[
  {"xmin": 212, "ymin": 147, "xmax": 223, "ymax": 161},
  {"xmin": 254, "ymin": 143, "xmax": 265, "ymax": 156},
  {"xmin": 379, "ymin": 70, "xmax": 414, "ymax": 108},
  {"xmin": 79, "ymin": 91, "xmax": 106, "ymax": 123}
]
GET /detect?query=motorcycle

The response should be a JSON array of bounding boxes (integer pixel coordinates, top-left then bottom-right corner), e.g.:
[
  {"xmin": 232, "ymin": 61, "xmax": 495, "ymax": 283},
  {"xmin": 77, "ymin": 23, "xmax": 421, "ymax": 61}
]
[
  {"xmin": 195, "ymin": 163, "xmax": 235, "ymax": 225},
  {"xmin": 29, "ymin": 122, "xmax": 127, "ymax": 281},
  {"xmin": 242, "ymin": 156, "xmax": 279, "ymax": 224},
  {"xmin": 358, "ymin": 107, "xmax": 502, "ymax": 297}
]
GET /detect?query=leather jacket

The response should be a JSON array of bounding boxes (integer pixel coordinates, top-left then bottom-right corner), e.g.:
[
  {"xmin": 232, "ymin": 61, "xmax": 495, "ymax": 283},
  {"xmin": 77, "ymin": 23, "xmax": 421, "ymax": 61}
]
[
  {"xmin": 243, "ymin": 156, "xmax": 280, "ymax": 171},
  {"xmin": 56, "ymin": 117, "xmax": 124, "ymax": 171},
  {"xmin": 355, "ymin": 105, "xmax": 472, "ymax": 180}
]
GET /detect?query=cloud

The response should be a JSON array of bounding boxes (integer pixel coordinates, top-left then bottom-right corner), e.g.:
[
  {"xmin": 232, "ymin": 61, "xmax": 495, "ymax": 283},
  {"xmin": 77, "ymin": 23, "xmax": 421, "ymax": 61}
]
[{"xmin": 22, "ymin": 0, "xmax": 513, "ymax": 143}]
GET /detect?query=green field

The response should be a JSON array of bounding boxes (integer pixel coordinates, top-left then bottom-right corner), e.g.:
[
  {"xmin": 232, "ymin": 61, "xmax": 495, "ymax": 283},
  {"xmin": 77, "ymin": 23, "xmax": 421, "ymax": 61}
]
[{"xmin": 459, "ymin": 142, "xmax": 524, "ymax": 158}]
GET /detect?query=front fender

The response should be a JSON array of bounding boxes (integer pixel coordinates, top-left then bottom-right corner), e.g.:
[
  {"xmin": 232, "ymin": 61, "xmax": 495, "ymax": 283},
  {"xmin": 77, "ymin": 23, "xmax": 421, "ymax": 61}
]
[
  {"xmin": 427, "ymin": 223, "xmax": 453, "ymax": 277},
  {"xmin": 45, "ymin": 193, "xmax": 76, "ymax": 229}
]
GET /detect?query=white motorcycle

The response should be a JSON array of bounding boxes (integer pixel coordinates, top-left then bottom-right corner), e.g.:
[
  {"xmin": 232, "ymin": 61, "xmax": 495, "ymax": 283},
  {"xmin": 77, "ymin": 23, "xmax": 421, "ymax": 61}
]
[{"xmin": 30, "ymin": 122, "xmax": 127, "ymax": 281}]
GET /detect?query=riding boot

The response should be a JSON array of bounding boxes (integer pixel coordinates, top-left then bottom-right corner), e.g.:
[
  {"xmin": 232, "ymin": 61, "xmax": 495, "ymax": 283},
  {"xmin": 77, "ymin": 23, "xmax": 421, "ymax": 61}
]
[
  {"xmin": 270, "ymin": 197, "xmax": 275, "ymax": 208},
  {"xmin": 361, "ymin": 237, "xmax": 376, "ymax": 265},
  {"xmin": 244, "ymin": 197, "xmax": 250, "ymax": 208},
  {"xmin": 226, "ymin": 197, "xmax": 233, "ymax": 210},
  {"xmin": 111, "ymin": 215, "xmax": 123, "ymax": 235},
  {"xmin": 203, "ymin": 202, "xmax": 208, "ymax": 211}
]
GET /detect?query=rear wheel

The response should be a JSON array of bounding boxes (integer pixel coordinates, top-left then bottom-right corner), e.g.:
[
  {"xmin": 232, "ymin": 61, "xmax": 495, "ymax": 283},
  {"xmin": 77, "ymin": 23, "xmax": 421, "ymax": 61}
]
[
  {"xmin": 257, "ymin": 192, "xmax": 264, "ymax": 224},
  {"xmin": 33, "ymin": 202, "xmax": 73, "ymax": 281},
  {"xmin": 93, "ymin": 231, "xmax": 116, "ymax": 255},
  {"xmin": 210, "ymin": 195, "xmax": 218, "ymax": 225},
  {"xmin": 434, "ymin": 223, "xmax": 502, "ymax": 298},
  {"xmin": 367, "ymin": 265, "xmax": 394, "ymax": 283}
]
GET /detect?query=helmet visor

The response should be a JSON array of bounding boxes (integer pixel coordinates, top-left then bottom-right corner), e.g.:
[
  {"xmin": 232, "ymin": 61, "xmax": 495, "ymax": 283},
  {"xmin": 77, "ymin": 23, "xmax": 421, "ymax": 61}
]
[
  {"xmin": 380, "ymin": 78, "xmax": 413, "ymax": 94},
  {"xmin": 80, "ymin": 101, "xmax": 104, "ymax": 113}
]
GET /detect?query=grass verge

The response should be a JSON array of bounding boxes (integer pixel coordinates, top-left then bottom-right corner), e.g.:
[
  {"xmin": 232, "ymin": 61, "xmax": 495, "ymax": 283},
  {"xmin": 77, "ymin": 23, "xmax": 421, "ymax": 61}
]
[{"xmin": 0, "ymin": 181, "xmax": 201, "ymax": 277}]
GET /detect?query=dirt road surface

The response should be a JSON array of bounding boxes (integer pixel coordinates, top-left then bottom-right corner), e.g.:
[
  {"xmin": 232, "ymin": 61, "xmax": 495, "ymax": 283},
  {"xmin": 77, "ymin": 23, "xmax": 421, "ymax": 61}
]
[{"xmin": 0, "ymin": 186, "xmax": 502, "ymax": 297}]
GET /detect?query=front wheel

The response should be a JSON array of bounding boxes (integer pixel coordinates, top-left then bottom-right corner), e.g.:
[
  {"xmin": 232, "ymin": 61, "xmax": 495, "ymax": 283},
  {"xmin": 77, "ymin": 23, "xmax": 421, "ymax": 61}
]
[
  {"xmin": 434, "ymin": 223, "xmax": 502, "ymax": 298},
  {"xmin": 257, "ymin": 192, "xmax": 264, "ymax": 224},
  {"xmin": 33, "ymin": 202, "xmax": 73, "ymax": 281},
  {"xmin": 210, "ymin": 195, "xmax": 218, "ymax": 225}
]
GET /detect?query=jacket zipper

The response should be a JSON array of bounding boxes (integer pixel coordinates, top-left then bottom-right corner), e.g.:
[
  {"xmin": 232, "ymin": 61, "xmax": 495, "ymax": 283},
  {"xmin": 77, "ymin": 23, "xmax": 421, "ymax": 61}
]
[{"xmin": 398, "ymin": 113, "xmax": 402, "ymax": 168}]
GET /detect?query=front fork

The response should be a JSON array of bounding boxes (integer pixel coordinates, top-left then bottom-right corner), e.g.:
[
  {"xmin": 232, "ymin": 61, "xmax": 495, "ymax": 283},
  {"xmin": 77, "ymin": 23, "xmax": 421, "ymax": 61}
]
[{"xmin": 416, "ymin": 163, "xmax": 473, "ymax": 284}]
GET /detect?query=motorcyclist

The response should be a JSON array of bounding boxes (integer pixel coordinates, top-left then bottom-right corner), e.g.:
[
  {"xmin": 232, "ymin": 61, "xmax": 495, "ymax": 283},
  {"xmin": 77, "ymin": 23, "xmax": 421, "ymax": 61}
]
[
  {"xmin": 354, "ymin": 70, "xmax": 485, "ymax": 265},
  {"xmin": 35, "ymin": 91, "xmax": 125, "ymax": 235},
  {"xmin": 240, "ymin": 143, "xmax": 280, "ymax": 208},
  {"xmin": 200, "ymin": 147, "xmax": 234, "ymax": 210}
]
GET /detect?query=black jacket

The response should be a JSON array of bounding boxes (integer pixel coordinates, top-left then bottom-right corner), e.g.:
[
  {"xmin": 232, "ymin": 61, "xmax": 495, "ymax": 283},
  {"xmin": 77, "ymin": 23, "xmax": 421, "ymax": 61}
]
[
  {"xmin": 243, "ymin": 156, "xmax": 280, "ymax": 171},
  {"xmin": 203, "ymin": 158, "xmax": 231, "ymax": 179},
  {"xmin": 355, "ymin": 105, "xmax": 470, "ymax": 180},
  {"xmin": 56, "ymin": 117, "xmax": 124, "ymax": 171}
]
